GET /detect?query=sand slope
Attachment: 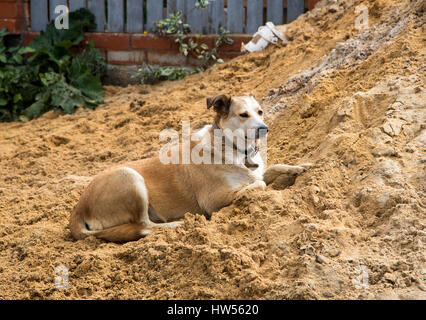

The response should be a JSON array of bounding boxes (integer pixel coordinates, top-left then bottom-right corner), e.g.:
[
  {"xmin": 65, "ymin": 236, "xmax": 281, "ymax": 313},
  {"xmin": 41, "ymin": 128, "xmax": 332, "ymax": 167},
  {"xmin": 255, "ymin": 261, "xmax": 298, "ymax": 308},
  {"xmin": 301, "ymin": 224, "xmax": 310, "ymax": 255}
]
[{"xmin": 0, "ymin": 0, "xmax": 425, "ymax": 299}]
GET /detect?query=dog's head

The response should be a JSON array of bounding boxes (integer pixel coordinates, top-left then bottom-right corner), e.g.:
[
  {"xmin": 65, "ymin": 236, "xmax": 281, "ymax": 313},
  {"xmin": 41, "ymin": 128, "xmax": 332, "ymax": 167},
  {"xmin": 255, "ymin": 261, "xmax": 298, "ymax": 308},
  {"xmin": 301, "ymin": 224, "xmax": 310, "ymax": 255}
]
[{"xmin": 207, "ymin": 94, "xmax": 268, "ymax": 141}]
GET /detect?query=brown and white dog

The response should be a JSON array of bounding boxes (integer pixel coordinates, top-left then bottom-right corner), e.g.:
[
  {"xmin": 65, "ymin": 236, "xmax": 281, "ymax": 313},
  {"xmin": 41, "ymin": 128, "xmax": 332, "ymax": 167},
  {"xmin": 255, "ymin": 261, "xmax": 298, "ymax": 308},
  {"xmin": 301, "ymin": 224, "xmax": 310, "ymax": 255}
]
[{"xmin": 69, "ymin": 95, "xmax": 310, "ymax": 242}]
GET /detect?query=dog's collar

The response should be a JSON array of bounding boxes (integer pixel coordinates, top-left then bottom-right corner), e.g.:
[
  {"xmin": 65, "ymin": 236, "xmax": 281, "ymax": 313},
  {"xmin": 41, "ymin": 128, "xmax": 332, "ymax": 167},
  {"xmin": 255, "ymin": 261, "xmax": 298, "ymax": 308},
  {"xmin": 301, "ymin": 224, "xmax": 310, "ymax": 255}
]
[{"xmin": 212, "ymin": 123, "xmax": 259, "ymax": 169}]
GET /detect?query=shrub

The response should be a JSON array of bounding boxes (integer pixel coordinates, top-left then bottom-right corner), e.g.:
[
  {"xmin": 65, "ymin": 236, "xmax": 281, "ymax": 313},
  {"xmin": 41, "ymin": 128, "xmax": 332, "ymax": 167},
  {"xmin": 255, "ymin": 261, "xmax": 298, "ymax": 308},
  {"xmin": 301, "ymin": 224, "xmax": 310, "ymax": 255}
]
[
  {"xmin": 0, "ymin": 8, "xmax": 106, "ymax": 122},
  {"xmin": 0, "ymin": 28, "xmax": 37, "ymax": 121},
  {"xmin": 153, "ymin": 2, "xmax": 234, "ymax": 73},
  {"xmin": 132, "ymin": 64, "xmax": 190, "ymax": 84}
]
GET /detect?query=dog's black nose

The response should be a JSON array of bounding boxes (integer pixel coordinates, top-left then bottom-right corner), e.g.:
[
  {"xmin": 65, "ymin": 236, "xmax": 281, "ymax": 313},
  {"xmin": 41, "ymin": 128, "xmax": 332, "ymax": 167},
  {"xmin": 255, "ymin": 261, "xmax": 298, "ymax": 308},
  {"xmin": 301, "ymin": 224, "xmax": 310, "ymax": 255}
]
[
  {"xmin": 259, "ymin": 125, "xmax": 268, "ymax": 132},
  {"xmin": 256, "ymin": 125, "xmax": 269, "ymax": 138}
]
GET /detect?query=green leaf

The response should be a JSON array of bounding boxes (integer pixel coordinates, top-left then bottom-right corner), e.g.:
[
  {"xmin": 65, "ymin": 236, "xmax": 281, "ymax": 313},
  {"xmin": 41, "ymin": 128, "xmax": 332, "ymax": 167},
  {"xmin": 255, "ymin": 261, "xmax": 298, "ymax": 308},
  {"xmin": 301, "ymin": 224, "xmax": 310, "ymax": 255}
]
[
  {"xmin": 0, "ymin": 27, "xmax": 8, "ymax": 38},
  {"xmin": 13, "ymin": 93, "xmax": 22, "ymax": 103},
  {"xmin": 224, "ymin": 38, "xmax": 234, "ymax": 45},
  {"xmin": 13, "ymin": 54, "xmax": 23, "ymax": 64},
  {"xmin": 18, "ymin": 47, "xmax": 35, "ymax": 55},
  {"xmin": 0, "ymin": 109, "xmax": 11, "ymax": 121},
  {"xmin": 23, "ymin": 91, "xmax": 50, "ymax": 119},
  {"xmin": 71, "ymin": 72, "xmax": 104, "ymax": 106}
]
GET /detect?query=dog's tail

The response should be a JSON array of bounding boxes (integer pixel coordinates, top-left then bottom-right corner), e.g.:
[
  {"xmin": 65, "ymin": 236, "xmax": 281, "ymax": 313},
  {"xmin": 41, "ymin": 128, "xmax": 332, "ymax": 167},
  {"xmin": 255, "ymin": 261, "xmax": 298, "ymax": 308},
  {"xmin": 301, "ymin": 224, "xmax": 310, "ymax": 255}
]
[{"xmin": 69, "ymin": 209, "xmax": 150, "ymax": 243}]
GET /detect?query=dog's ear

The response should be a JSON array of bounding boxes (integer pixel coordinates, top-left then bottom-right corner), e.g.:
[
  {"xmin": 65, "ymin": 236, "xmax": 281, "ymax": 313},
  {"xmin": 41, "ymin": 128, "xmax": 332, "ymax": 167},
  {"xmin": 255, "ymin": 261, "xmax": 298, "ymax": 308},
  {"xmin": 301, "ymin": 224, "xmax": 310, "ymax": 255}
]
[{"xmin": 206, "ymin": 94, "xmax": 231, "ymax": 114}]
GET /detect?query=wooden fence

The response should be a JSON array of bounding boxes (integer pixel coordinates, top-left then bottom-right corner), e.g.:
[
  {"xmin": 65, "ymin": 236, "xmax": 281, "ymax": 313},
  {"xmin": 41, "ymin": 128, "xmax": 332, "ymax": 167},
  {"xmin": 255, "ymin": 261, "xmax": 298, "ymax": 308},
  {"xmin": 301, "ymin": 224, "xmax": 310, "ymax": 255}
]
[{"xmin": 30, "ymin": 0, "xmax": 307, "ymax": 34}]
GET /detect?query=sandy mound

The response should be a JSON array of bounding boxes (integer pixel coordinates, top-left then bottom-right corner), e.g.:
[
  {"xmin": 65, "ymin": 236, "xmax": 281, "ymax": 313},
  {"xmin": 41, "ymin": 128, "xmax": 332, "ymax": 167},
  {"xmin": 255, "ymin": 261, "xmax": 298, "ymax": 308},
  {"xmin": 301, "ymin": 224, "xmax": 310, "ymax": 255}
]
[{"xmin": 0, "ymin": 0, "xmax": 424, "ymax": 299}]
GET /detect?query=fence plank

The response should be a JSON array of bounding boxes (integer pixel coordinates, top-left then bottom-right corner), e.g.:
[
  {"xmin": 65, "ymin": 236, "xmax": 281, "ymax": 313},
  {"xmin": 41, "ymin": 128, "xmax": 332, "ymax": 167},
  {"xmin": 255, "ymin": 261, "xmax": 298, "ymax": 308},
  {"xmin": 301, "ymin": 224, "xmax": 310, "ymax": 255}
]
[
  {"xmin": 201, "ymin": 4, "xmax": 208, "ymax": 34},
  {"xmin": 146, "ymin": 0, "xmax": 164, "ymax": 32},
  {"xmin": 127, "ymin": 0, "xmax": 144, "ymax": 33},
  {"xmin": 176, "ymin": 0, "xmax": 187, "ymax": 15},
  {"xmin": 49, "ymin": 0, "xmax": 67, "ymax": 22},
  {"xmin": 227, "ymin": 0, "xmax": 244, "ymax": 33},
  {"xmin": 266, "ymin": 0, "xmax": 283, "ymax": 25},
  {"xmin": 208, "ymin": 0, "xmax": 223, "ymax": 33},
  {"xmin": 246, "ymin": 0, "xmax": 263, "ymax": 33},
  {"xmin": 69, "ymin": 0, "xmax": 86, "ymax": 12},
  {"xmin": 187, "ymin": 1, "xmax": 203, "ymax": 34},
  {"xmin": 107, "ymin": 0, "xmax": 124, "ymax": 32},
  {"xmin": 167, "ymin": 0, "xmax": 177, "ymax": 15},
  {"xmin": 31, "ymin": 0, "xmax": 307, "ymax": 34},
  {"xmin": 88, "ymin": 0, "xmax": 105, "ymax": 32},
  {"xmin": 287, "ymin": 0, "xmax": 305, "ymax": 22},
  {"xmin": 30, "ymin": 0, "xmax": 48, "ymax": 31}
]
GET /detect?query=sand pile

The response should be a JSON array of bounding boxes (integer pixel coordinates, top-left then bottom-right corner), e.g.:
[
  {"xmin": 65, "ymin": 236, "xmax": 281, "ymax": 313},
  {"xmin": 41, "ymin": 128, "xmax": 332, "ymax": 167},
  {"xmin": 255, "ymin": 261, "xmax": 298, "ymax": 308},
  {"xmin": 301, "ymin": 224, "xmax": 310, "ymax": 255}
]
[{"xmin": 0, "ymin": 0, "xmax": 424, "ymax": 299}]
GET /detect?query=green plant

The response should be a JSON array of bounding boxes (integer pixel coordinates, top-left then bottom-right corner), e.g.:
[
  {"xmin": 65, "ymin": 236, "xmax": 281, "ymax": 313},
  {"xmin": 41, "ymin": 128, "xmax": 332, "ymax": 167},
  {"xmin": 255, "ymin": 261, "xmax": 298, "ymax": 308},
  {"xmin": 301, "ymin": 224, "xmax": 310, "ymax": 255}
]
[
  {"xmin": 132, "ymin": 64, "xmax": 189, "ymax": 84},
  {"xmin": 154, "ymin": 11, "xmax": 191, "ymax": 36},
  {"xmin": 154, "ymin": 11, "xmax": 195, "ymax": 57},
  {"xmin": 194, "ymin": 27, "xmax": 233, "ymax": 71},
  {"xmin": 0, "ymin": 8, "xmax": 106, "ymax": 122},
  {"xmin": 195, "ymin": 0, "xmax": 211, "ymax": 9},
  {"xmin": 0, "ymin": 28, "xmax": 38, "ymax": 121},
  {"xmin": 153, "ymin": 1, "xmax": 234, "ymax": 73}
]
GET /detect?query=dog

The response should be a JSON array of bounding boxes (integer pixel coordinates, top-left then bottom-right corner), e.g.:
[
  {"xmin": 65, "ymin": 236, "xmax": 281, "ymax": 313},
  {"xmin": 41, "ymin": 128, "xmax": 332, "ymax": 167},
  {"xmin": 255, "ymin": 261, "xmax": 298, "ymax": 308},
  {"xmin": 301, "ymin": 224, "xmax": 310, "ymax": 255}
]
[{"xmin": 69, "ymin": 94, "xmax": 310, "ymax": 242}]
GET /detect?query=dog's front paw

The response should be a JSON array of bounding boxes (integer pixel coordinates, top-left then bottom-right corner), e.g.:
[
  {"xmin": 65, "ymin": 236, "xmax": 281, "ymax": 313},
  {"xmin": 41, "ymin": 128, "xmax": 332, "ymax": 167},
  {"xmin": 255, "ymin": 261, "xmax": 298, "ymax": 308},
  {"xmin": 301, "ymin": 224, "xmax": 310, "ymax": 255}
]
[
  {"xmin": 245, "ymin": 180, "xmax": 266, "ymax": 191},
  {"xmin": 255, "ymin": 180, "xmax": 267, "ymax": 190},
  {"xmin": 300, "ymin": 163, "xmax": 313, "ymax": 169},
  {"xmin": 237, "ymin": 180, "xmax": 266, "ymax": 197},
  {"xmin": 264, "ymin": 164, "xmax": 312, "ymax": 185},
  {"xmin": 289, "ymin": 166, "xmax": 305, "ymax": 175},
  {"xmin": 289, "ymin": 163, "xmax": 314, "ymax": 175}
]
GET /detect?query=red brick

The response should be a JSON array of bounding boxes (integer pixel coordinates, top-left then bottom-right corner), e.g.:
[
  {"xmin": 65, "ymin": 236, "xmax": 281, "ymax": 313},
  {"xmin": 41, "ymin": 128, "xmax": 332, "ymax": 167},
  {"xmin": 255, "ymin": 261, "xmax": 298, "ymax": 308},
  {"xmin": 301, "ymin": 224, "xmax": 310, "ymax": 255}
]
[
  {"xmin": 0, "ymin": 2, "xmax": 25, "ymax": 18},
  {"xmin": 186, "ymin": 56, "xmax": 203, "ymax": 67},
  {"xmin": 107, "ymin": 50, "xmax": 146, "ymax": 65},
  {"xmin": 308, "ymin": 0, "xmax": 321, "ymax": 10},
  {"xmin": 85, "ymin": 33, "xmax": 130, "ymax": 50},
  {"xmin": 146, "ymin": 50, "xmax": 187, "ymax": 66},
  {"xmin": 22, "ymin": 31, "xmax": 39, "ymax": 45},
  {"xmin": 98, "ymin": 48, "xmax": 107, "ymax": 60},
  {"xmin": 0, "ymin": 18, "xmax": 25, "ymax": 34},
  {"xmin": 131, "ymin": 34, "xmax": 171, "ymax": 50}
]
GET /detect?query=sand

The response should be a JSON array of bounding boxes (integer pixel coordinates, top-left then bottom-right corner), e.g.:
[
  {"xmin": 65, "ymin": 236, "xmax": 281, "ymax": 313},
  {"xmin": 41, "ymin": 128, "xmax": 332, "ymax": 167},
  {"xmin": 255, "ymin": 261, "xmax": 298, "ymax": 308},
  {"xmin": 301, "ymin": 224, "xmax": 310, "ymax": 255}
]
[{"xmin": 0, "ymin": 0, "xmax": 425, "ymax": 299}]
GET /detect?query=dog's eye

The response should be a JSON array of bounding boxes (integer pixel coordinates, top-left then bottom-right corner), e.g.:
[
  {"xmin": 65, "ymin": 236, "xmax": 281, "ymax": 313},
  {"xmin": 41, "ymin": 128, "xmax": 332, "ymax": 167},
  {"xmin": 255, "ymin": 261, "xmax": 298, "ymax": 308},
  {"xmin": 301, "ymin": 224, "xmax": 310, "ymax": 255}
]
[
  {"xmin": 258, "ymin": 110, "xmax": 263, "ymax": 115},
  {"xmin": 240, "ymin": 113, "xmax": 249, "ymax": 118}
]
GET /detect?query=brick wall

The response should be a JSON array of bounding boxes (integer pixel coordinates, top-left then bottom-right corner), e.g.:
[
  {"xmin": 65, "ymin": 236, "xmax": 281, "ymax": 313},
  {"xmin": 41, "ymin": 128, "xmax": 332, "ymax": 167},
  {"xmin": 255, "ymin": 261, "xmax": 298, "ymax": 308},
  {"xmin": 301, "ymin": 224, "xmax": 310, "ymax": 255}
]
[
  {"xmin": 23, "ymin": 31, "xmax": 251, "ymax": 67},
  {"xmin": 0, "ymin": 0, "xmax": 29, "ymax": 34}
]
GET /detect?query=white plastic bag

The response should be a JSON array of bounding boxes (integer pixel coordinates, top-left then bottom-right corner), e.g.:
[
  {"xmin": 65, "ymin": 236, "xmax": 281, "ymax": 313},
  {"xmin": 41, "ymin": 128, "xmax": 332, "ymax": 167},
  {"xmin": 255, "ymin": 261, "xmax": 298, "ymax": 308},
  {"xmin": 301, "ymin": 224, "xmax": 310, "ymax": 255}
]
[{"xmin": 241, "ymin": 22, "xmax": 287, "ymax": 53}]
